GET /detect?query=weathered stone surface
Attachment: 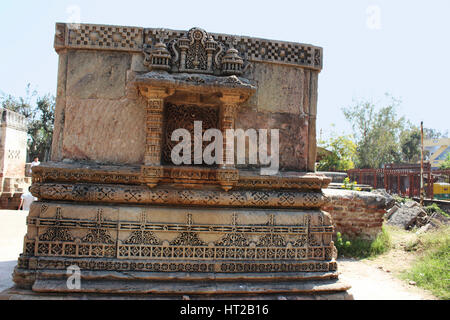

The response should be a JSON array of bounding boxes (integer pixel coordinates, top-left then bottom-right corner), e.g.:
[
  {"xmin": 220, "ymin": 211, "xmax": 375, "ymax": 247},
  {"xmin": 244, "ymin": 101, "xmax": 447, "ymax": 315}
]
[
  {"xmin": 372, "ymin": 189, "xmax": 396, "ymax": 209},
  {"xmin": 54, "ymin": 23, "xmax": 323, "ymax": 71},
  {"xmin": 0, "ymin": 112, "xmax": 27, "ymax": 178},
  {"xmin": 1, "ymin": 285, "xmax": 353, "ymax": 300},
  {"xmin": 29, "ymin": 278, "xmax": 350, "ymax": 295},
  {"xmin": 30, "ymin": 183, "xmax": 329, "ymax": 208},
  {"xmin": 386, "ymin": 204, "xmax": 400, "ymax": 219},
  {"xmin": 51, "ymin": 51, "xmax": 68, "ymax": 161},
  {"xmin": 319, "ymin": 172, "xmax": 348, "ymax": 183},
  {"xmin": 51, "ymin": 25, "xmax": 320, "ymax": 171},
  {"xmin": 247, "ymin": 63, "xmax": 306, "ymax": 114},
  {"xmin": 0, "ymin": 108, "xmax": 30, "ymax": 208},
  {"xmin": 323, "ymin": 189, "xmax": 387, "ymax": 240},
  {"xmin": 61, "ymin": 97, "xmax": 146, "ymax": 164},
  {"xmin": 387, "ymin": 200, "xmax": 428, "ymax": 229},
  {"xmin": 66, "ymin": 50, "xmax": 131, "ymax": 100},
  {"xmin": 18, "ymin": 201, "xmax": 336, "ymax": 267},
  {"xmin": 12, "ymin": 23, "xmax": 351, "ymax": 298},
  {"xmin": 130, "ymin": 53, "xmax": 148, "ymax": 72},
  {"xmin": 135, "ymin": 71, "xmax": 256, "ymax": 92},
  {"xmin": 235, "ymin": 109, "xmax": 309, "ymax": 171}
]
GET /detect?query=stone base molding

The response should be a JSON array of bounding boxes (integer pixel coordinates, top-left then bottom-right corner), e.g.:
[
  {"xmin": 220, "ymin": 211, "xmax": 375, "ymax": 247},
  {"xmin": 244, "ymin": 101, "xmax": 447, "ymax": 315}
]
[{"xmin": 12, "ymin": 201, "xmax": 347, "ymax": 294}]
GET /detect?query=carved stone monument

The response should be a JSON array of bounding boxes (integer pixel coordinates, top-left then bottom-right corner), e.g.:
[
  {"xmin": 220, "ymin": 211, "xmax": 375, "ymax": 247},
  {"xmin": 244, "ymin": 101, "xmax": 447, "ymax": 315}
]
[
  {"xmin": 0, "ymin": 108, "xmax": 31, "ymax": 209},
  {"xmin": 12, "ymin": 23, "xmax": 350, "ymax": 298}
]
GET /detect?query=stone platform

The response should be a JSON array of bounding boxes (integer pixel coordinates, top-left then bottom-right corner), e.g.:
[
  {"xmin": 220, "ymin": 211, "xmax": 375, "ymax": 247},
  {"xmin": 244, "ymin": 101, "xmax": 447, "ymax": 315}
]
[
  {"xmin": 13, "ymin": 163, "xmax": 349, "ymax": 296},
  {"xmin": 1, "ymin": 284, "xmax": 353, "ymax": 300}
]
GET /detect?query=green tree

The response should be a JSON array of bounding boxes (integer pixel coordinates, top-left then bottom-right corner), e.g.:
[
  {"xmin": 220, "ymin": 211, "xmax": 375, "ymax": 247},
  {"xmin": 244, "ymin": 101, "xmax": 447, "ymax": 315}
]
[
  {"xmin": 1, "ymin": 85, "xmax": 55, "ymax": 161},
  {"xmin": 342, "ymin": 95, "xmax": 405, "ymax": 168},
  {"xmin": 424, "ymin": 128, "xmax": 449, "ymax": 140},
  {"xmin": 0, "ymin": 84, "xmax": 35, "ymax": 118},
  {"xmin": 317, "ymin": 134, "xmax": 356, "ymax": 171},
  {"xmin": 400, "ymin": 125, "xmax": 421, "ymax": 163},
  {"xmin": 439, "ymin": 152, "xmax": 450, "ymax": 170},
  {"xmin": 27, "ymin": 95, "xmax": 55, "ymax": 161}
]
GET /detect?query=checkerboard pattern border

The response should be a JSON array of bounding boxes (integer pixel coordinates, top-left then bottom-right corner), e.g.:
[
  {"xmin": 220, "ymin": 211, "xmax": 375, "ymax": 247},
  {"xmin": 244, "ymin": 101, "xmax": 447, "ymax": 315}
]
[{"xmin": 55, "ymin": 23, "xmax": 322, "ymax": 70}]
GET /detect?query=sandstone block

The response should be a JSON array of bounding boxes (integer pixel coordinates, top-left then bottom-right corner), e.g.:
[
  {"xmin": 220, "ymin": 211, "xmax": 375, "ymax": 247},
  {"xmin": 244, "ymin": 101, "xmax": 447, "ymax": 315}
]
[{"xmin": 66, "ymin": 50, "xmax": 131, "ymax": 100}]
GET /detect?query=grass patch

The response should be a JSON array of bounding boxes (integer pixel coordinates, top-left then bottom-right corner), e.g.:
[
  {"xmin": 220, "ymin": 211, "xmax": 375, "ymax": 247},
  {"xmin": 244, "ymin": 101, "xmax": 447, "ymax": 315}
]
[
  {"xmin": 336, "ymin": 226, "xmax": 391, "ymax": 258},
  {"xmin": 393, "ymin": 195, "xmax": 411, "ymax": 204},
  {"xmin": 401, "ymin": 226, "xmax": 450, "ymax": 299}
]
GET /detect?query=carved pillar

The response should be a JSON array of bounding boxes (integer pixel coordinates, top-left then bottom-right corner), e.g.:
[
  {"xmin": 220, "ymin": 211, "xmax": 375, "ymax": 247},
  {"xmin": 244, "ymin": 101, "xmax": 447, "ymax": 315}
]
[
  {"xmin": 138, "ymin": 87, "xmax": 173, "ymax": 188},
  {"xmin": 218, "ymin": 94, "xmax": 240, "ymax": 191},
  {"xmin": 219, "ymin": 94, "xmax": 241, "ymax": 168},
  {"xmin": 178, "ymin": 37, "xmax": 189, "ymax": 72},
  {"xmin": 145, "ymin": 98, "xmax": 164, "ymax": 165}
]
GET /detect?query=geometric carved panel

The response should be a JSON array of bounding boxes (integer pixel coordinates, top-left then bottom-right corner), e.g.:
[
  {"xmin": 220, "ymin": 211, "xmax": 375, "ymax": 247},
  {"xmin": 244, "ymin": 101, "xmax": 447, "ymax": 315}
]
[{"xmin": 162, "ymin": 103, "xmax": 219, "ymax": 165}]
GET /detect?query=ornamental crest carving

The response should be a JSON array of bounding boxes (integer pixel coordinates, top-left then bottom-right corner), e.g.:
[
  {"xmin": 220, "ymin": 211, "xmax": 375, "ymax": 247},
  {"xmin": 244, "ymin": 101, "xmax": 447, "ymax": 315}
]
[{"xmin": 143, "ymin": 27, "xmax": 245, "ymax": 76}]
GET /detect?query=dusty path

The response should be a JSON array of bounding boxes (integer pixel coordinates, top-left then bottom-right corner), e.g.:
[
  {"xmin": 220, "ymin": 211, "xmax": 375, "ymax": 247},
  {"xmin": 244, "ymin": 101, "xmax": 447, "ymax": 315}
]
[
  {"xmin": 338, "ymin": 225, "xmax": 439, "ymax": 300},
  {"xmin": 0, "ymin": 210, "xmax": 27, "ymax": 292},
  {"xmin": 0, "ymin": 210, "xmax": 438, "ymax": 299},
  {"xmin": 338, "ymin": 258, "xmax": 436, "ymax": 300}
]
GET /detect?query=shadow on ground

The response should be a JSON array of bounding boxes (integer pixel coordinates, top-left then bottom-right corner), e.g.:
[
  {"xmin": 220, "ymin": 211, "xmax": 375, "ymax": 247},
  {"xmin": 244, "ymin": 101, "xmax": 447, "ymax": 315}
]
[{"xmin": 0, "ymin": 260, "xmax": 17, "ymax": 293}]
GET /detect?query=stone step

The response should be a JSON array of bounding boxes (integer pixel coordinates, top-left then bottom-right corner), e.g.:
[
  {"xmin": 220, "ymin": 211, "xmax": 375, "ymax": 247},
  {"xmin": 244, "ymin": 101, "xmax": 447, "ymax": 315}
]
[{"xmin": 30, "ymin": 278, "xmax": 351, "ymax": 295}]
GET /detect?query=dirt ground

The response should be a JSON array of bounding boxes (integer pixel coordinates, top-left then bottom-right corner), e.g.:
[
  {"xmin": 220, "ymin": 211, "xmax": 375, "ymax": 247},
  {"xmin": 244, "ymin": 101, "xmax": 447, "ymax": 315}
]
[
  {"xmin": 0, "ymin": 210, "xmax": 439, "ymax": 299},
  {"xmin": 338, "ymin": 258, "xmax": 436, "ymax": 300},
  {"xmin": 0, "ymin": 210, "xmax": 27, "ymax": 293},
  {"xmin": 339, "ymin": 225, "xmax": 438, "ymax": 300}
]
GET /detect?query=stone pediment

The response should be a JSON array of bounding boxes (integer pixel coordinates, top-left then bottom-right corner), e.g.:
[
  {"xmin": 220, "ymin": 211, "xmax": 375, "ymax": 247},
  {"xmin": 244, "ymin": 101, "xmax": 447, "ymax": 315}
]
[{"xmin": 143, "ymin": 27, "xmax": 247, "ymax": 76}]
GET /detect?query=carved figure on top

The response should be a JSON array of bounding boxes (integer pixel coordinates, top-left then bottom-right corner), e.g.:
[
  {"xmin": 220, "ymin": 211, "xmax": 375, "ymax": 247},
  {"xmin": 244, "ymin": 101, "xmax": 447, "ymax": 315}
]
[{"xmin": 143, "ymin": 27, "xmax": 245, "ymax": 76}]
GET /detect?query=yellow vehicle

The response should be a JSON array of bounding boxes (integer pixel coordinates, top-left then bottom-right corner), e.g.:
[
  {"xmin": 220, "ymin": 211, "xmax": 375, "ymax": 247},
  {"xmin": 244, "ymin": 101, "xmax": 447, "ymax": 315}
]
[{"xmin": 434, "ymin": 182, "xmax": 450, "ymax": 200}]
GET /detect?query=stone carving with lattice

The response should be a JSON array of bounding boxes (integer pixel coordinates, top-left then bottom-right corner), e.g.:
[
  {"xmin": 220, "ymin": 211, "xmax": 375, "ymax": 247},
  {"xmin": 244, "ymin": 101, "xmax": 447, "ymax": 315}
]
[
  {"xmin": 163, "ymin": 103, "xmax": 219, "ymax": 165},
  {"xmin": 25, "ymin": 207, "xmax": 334, "ymax": 262},
  {"xmin": 61, "ymin": 24, "xmax": 143, "ymax": 52},
  {"xmin": 54, "ymin": 23, "xmax": 322, "ymax": 70}
]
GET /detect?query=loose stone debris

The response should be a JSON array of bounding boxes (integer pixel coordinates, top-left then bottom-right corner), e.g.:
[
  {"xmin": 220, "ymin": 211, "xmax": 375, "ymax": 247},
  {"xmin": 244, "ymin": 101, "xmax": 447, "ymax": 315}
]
[{"xmin": 387, "ymin": 200, "xmax": 449, "ymax": 231}]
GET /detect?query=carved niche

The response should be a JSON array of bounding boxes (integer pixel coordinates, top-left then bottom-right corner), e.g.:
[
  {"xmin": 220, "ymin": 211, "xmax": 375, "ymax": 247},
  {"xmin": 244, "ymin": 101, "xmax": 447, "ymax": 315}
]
[
  {"xmin": 143, "ymin": 27, "xmax": 245, "ymax": 76},
  {"xmin": 162, "ymin": 103, "xmax": 220, "ymax": 166},
  {"xmin": 137, "ymin": 27, "xmax": 256, "ymax": 189}
]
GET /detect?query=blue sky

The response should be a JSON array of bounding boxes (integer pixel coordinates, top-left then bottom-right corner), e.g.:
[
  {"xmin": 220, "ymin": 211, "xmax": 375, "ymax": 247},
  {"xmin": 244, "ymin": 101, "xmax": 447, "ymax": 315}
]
[{"xmin": 0, "ymin": 0, "xmax": 449, "ymax": 136}]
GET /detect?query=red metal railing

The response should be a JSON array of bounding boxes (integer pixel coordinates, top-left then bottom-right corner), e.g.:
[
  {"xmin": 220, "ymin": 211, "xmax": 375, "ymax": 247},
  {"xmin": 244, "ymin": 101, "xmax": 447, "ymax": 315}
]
[{"xmin": 347, "ymin": 164, "xmax": 449, "ymax": 199}]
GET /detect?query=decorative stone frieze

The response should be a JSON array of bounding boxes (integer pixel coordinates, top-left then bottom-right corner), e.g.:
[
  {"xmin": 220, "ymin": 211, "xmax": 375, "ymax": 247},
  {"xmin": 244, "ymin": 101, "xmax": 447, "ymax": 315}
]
[{"xmin": 54, "ymin": 23, "xmax": 323, "ymax": 71}]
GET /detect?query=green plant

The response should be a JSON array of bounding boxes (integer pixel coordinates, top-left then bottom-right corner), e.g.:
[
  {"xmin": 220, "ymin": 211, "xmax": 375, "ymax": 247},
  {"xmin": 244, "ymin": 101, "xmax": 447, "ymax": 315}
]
[
  {"xmin": 317, "ymin": 133, "xmax": 356, "ymax": 172},
  {"xmin": 393, "ymin": 195, "xmax": 410, "ymax": 204},
  {"xmin": 341, "ymin": 177, "xmax": 362, "ymax": 191},
  {"xmin": 336, "ymin": 232, "xmax": 351, "ymax": 249},
  {"xmin": 401, "ymin": 227, "xmax": 450, "ymax": 299},
  {"xmin": 424, "ymin": 203, "xmax": 449, "ymax": 218},
  {"xmin": 439, "ymin": 152, "xmax": 450, "ymax": 170},
  {"xmin": 335, "ymin": 226, "xmax": 391, "ymax": 258}
]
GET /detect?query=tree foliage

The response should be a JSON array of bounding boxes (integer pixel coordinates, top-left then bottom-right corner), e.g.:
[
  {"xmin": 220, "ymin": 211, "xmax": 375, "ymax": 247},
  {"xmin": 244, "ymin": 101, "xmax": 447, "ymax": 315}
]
[
  {"xmin": 342, "ymin": 95, "xmax": 405, "ymax": 168},
  {"xmin": 400, "ymin": 126, "xmax": 421, "ymax": 163},
  {"xmin": 439, "ymin": 152, "xmax": 450, "ymax": 170},
  {"xmin": 424, "ymin": 128, "xmax": 449, "ymax": 140},
  {"xmin": 0, "ymin": 84, "xmax": 55, "ymax": 161},
  {"xmin": 341, "ymin": 95, "xmax": 447, "ymax": 169},
  {"xmin": 317, "ymin": 133, "xmax": 356, "ymax": 171}
]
